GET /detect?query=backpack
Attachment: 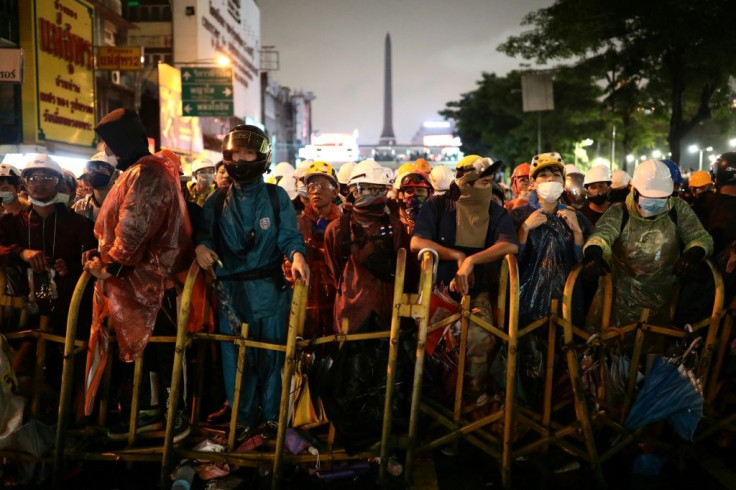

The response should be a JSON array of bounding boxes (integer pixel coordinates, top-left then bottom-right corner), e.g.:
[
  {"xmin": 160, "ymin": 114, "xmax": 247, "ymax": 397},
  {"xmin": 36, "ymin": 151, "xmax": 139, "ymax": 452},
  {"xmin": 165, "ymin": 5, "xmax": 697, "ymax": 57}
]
[{"xmin": 338, "ymin": 213, "xmax": 397, "ymax": 282}]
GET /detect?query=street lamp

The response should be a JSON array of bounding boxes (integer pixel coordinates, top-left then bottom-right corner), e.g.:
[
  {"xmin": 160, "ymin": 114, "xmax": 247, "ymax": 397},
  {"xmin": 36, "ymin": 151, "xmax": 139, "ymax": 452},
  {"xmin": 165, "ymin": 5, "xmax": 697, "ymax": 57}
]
[
  {"xmin": 729, "ymin": 138, "xmax": 736, "ymax": 147},
  {"xmin": 689, "ymin": 145, "xmax": 714, "ymax": 170},
  {"xmin": 651, "ymin": 149, "xmax": 662, "ymax": 159}
]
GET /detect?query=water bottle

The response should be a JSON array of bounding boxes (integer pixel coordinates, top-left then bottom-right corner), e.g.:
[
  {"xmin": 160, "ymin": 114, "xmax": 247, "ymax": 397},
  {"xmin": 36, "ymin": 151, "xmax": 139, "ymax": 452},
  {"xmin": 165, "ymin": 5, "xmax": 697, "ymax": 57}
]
[{"xmin": 171, "ymin": 465, "xmax": 195, "ymax": 490}]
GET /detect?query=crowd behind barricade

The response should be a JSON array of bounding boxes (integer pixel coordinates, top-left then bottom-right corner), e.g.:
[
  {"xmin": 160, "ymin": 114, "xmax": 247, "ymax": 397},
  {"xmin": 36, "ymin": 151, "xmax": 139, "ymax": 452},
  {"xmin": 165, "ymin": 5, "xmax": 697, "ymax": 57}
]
[{"xmin": 1, "ymin": 108, "xmax": 736, "ymax": 484}]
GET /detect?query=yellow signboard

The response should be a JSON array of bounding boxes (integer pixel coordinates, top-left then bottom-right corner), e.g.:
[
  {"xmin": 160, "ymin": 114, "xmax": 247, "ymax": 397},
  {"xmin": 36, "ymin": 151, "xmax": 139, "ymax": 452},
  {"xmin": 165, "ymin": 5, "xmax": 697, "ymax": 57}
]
[
  {"xmin": 97, "ymin": 46, "xmax": 143, "ymax": 71},
  {"xmin": 35, "ymin": 0, "xmax": 96, "ymax": 147}
]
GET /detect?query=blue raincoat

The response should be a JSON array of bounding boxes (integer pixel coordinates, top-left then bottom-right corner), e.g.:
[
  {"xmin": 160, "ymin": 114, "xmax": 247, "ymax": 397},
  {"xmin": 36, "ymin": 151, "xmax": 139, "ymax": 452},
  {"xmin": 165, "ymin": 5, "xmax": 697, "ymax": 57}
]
[{"xmin": 198, "ymin": 177, "xmax": 305, "ymax": 425}]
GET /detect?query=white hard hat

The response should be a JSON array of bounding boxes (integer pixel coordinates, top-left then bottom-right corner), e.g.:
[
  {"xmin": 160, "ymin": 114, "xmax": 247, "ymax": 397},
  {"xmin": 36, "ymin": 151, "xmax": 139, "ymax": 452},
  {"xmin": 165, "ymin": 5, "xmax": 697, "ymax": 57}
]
[
  {"xmin": 583, "ymin": 165, "xmax": 612, "ymax": 186},
  {"xmin": 0, "ymin": 163, "xmax": 22, "ymax": 180},
  {"xmin": 383, "ymin": 167, "xmax": 395, "ymax": 184},
  {"xmin": 564, "ymin": 164, "xmax": 584, "ymax": 176},
  {"xmin": 273, "ymin": 161, "xmax": 295, "ymax": 178},
  {"xmin": 430, "ymin": 165, "xmax": 454, "ymax": 194},
  {"xmin": 337, "ymin": 162, "xmax": 356, "ymax": 185},
  {"xmin": 21, "ymin": 153, "xmax": 63, "ymax": 179},
  {"xmin": 293, "ymin": 166, "xmax": 307, "ymax": 181},
  {"xmin": 278, "ymin": 175, "xmax": 298, "ymax": 200},
  {"xmin": 631, "ymin": 159, "xmax": 673, "ymax": 198},
  {"xmin": 297, "ymin": 159, "xmax": 313, "ymax": 169},
  {"xmin": 349, "ymin": 159, "xmax": 390, "ymax": 186},
  {"xmin": 88, "ymin": 151, "xmax": 110, "ymax": 165},
  {"xmin": 611, "ymin": 169, "xmax": 631, "ymax": 189},
  {"xmin": 191, "ymin": 157, "xmax": 215, "ymax": 174}
]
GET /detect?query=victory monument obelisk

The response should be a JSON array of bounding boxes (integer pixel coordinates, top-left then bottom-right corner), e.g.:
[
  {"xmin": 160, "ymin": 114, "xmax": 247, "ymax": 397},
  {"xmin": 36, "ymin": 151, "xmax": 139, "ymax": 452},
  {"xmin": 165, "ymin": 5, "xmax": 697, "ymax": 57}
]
[{"xmin": 378, "ymin": 33, "xmax": 397, "ymax": 146}]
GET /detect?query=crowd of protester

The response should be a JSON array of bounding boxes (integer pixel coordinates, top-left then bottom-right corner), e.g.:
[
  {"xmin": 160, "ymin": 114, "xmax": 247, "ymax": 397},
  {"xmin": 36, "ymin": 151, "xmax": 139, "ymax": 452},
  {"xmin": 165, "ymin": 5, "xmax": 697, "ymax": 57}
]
[{"xmin": 1, "ymin": 109, "xmax": 736, "ymax": 472}]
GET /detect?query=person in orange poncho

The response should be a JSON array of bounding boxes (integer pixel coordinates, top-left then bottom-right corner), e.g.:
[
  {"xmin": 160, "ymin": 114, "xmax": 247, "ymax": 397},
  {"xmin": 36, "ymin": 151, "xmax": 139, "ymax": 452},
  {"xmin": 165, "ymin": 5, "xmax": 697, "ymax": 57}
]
[{"xmin": 83, "ymin": 108, "xmax": 193, "ymax": 442}]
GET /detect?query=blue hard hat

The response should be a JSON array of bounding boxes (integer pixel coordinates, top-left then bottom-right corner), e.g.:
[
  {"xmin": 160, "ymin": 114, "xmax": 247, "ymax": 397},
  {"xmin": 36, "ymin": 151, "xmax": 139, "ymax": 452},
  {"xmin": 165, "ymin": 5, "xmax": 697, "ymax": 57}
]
[{"xmin": 660, "ymin": 159, "xmax": 682, "ymax": 186}]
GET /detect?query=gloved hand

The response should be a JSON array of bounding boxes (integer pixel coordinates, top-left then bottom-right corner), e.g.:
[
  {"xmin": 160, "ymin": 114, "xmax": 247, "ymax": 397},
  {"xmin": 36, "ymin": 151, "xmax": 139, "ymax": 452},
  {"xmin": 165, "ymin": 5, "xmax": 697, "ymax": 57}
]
[
  {"xmin": 582, "ymin": 245, "xmax": 611, "ymax": 278},
  {"xmin": 673, "ymin": 247, "xmax": 706, "ymax": 277}
]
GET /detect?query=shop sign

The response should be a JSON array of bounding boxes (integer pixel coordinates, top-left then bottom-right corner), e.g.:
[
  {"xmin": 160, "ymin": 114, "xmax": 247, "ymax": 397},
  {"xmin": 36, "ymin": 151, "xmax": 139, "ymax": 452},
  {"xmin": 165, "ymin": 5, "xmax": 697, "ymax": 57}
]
[{"xmin": 35, "ymin": 0, "xmax": 96, "ymax": 147}]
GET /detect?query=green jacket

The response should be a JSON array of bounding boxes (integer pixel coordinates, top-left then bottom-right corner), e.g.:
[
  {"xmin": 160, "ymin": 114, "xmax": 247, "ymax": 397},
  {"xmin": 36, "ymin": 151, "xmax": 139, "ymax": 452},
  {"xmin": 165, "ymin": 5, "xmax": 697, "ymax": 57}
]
[{"xmin": 584, "ymin": 193, "xmax": 713, "ymax": 328}]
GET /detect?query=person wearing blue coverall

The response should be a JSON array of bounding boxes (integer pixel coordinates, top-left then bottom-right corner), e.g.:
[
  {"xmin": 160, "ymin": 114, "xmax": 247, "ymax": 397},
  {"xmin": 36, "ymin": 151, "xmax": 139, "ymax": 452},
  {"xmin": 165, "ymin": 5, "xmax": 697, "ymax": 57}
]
[{"xmin": 195, "ymin": 125, "xmax": 310, "ymax": 440}]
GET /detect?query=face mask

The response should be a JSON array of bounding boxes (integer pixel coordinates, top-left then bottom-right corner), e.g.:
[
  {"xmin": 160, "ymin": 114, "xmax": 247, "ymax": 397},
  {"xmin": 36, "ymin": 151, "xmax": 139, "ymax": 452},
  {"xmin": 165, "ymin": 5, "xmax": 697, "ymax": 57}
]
[
  {"xmin": 637, "ymin": 196, "xmax": 668, "ymax": 217},
  {"xmin": 402, "ymin": 194, "xmax": 427, "ymax": 220},
  {"xmin": 588, "ymin": 194, "xmax": 609, "ymax": 205},
  {"xmin": 0, "ymin": 191, "xmax": 16, "ymax": 204},
  {"xmin": 297, "ymin": 183, "xmax": 308, "ymax": 198},
  {"xmin": 89, "ymin": 172, "xmax": 112, "ymax": 189},
  {"xmin": 536, "ymin": 181, "xmax": 564, "ymax": 203},
  {"xmin": 354, "ymin": 194, "xmax": 386, "ymax": 208},
  {"xmin": 29, "ymin": 192, "xmax": 68, "ymax": 207}
]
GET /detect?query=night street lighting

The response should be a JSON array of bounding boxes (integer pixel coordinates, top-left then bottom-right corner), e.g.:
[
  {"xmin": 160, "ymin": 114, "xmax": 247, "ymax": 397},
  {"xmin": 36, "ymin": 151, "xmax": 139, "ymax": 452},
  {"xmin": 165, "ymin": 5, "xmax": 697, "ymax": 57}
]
[
  {"xmin": 730, "ymin": 138, "xmax": 736, "ymax": 147},
  {"xmin": 689, "ymin": 145, "xmax": 713, "ymax": 170}
]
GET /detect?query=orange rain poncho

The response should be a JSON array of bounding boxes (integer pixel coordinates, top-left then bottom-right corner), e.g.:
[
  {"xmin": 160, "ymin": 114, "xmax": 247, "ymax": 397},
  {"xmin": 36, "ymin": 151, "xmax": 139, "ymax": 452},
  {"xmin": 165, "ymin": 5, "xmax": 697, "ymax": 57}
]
[{"xmin": 94, "ymin": 154, "xmax": 193, "ymax": 361}]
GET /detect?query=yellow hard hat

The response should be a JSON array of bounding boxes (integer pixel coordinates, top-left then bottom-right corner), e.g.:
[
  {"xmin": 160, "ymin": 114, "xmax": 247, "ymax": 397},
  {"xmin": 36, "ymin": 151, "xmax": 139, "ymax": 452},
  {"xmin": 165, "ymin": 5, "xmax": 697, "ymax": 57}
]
[
  {"xmin": 304, "ymin": 160, "xmax": 338, "ymax": 187},
  {"xmin": 530, "ymin": 152, "xmax": 565, "ymax": 179},
  {"xmin": 689, "ymin": 170, "xmax": 712, "ymax": 188}
]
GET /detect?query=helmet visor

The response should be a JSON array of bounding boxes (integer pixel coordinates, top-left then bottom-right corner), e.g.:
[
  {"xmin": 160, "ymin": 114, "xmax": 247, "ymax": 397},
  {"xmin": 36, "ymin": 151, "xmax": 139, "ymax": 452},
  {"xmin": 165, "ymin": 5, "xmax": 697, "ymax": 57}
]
[{"xmin": 222, "ymin": 130, "xmax": 270, "ymax": 155}]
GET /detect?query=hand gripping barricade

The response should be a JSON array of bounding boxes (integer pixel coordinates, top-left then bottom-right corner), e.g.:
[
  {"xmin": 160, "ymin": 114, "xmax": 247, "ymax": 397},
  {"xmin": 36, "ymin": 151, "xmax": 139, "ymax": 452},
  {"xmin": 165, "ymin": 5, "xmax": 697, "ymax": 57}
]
[
  {"xmin": 558, "ymin": 259, "xmax": 725, "ymax": 477},
  {"xmin": 402, "ymin": 251, "xmax": 523, "ymax": 488},
  {"xmin": 154, "ymin": 252, "xmax": 416, "ymax": 490}
]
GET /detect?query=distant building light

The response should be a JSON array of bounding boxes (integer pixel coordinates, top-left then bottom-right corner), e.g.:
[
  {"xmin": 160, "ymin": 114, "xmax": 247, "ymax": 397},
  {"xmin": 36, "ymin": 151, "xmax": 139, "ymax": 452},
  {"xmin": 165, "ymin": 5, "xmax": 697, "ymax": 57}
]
[{"xmin": 423, "ymin": 121, "xmax": 451, "ymax": 129}]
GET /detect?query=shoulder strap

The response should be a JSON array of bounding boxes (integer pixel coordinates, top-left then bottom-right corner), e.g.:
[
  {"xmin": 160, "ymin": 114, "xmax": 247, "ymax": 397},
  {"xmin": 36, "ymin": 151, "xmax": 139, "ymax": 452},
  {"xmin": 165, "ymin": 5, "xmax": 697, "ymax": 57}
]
[
  {"xmin": 265, "ymin": 183, "xmax": 281, "ymax": 229},
  {"xmin": 339, "ymin": 213, "xmax": 352, "ymax": 261},
  {"xmin": 619, "ymin": 203, "xmax": 629, "ymax": 234},
  {"xmin": 213, "ymin": 187, "xmax": 228, "ymax": 249},
  {"xmin": 668, "ymin": 204, "xmax": 678, "ymax": 226}
]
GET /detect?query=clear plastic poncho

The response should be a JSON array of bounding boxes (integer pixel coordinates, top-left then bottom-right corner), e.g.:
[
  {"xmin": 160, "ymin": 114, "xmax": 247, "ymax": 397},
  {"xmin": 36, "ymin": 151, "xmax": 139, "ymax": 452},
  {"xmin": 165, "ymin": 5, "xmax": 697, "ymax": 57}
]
[
  {"xmin": 584, "ymin": 194, "xmax": 713, "ymax": 329},
  {"xmin": 511, "ymin": 192, "xmax": 590, "ymax": 327}
]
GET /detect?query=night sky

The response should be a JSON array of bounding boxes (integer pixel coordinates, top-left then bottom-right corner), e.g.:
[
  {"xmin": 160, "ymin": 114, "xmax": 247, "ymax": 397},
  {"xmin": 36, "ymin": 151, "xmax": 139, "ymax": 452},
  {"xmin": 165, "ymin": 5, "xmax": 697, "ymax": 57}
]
[{"xmin": 260, "ymin": 0, "xmax": 554, "ymax": 145}]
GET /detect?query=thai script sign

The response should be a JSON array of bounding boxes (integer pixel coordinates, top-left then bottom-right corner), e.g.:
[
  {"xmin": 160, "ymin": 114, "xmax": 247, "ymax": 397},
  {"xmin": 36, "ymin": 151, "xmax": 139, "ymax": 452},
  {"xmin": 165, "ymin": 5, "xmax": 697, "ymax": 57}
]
[
  {"xmin": 35, "ymin": 0, "xmax": 96, "ymax": 147},
  {"xmin": 0, "ymin": 49, "xmax": 24, "ymax": 83},
  {"xmin": 96, "ymin": 46, "xmax": 143, "ymax": 71}
]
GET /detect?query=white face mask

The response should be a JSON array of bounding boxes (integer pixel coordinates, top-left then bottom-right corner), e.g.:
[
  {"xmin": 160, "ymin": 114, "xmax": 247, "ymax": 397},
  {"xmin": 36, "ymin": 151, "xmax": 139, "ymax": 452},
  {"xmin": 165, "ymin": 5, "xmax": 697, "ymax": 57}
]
[
  {"xmin": 29, "ymin": 192, "xmax": 69, "ymax": 207},
  {"xmin": 536, "ymin": 181, "xmax": 564, "ymax": 203},
  {"xmin": 0, "ymin": 191, "xmax": 16, "ymax": 204}
]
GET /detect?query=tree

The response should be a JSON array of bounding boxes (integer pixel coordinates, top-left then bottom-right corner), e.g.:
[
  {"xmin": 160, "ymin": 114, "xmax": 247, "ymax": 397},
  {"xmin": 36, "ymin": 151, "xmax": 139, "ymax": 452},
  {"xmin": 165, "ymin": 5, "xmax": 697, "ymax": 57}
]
[
  {"xmin": 498, "ymin": 0, "xmax": 736, "ymax": 163},
  {"xmin": 441, "ymin": 67, "xmax": 607, "ymax": 167}
]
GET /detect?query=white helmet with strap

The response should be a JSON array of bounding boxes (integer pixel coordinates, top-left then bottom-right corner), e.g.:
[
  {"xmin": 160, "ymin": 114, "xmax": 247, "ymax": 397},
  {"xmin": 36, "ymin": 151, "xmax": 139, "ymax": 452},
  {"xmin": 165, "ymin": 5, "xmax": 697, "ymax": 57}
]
[{"xmin": 21, "ymin": 153, "xmax": 63, "ymax": 180}]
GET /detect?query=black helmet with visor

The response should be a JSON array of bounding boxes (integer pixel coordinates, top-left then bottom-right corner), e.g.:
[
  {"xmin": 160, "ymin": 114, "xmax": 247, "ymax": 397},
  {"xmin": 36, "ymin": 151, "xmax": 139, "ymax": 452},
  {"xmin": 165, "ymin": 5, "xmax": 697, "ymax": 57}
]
[{"xmin": 222, "ymin": 125, "xmax": 271, "ymax": 184}]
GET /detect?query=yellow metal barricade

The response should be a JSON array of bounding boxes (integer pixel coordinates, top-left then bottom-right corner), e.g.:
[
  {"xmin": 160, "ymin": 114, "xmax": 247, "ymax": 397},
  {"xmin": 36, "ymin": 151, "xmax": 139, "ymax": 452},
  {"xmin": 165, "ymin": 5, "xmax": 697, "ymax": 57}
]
[
  {"xmin": 558, "ymin": 259, "xmax": 726, "ymax": 471},
  {"xmin": 0, "ymin": 268, "xmax": 86, "ymax": 479},
  {"xmin": 403, "ymin": 253, "xmax": 519, "ymax": 488},
  {"xmin": 161, "ymin": 251, "xmax": 414, "ymax": 490}
]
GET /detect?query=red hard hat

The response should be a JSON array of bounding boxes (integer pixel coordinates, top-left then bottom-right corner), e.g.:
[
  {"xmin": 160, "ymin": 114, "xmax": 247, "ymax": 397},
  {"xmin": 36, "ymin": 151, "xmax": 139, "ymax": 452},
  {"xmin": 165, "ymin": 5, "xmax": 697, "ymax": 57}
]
[
  {"xmin": 400, "ymin": 171, "xmax": 433, "ymax": 189},
  {"xmin": 511, "ymin": 163, "xmax": 531, "ymax": 180}
]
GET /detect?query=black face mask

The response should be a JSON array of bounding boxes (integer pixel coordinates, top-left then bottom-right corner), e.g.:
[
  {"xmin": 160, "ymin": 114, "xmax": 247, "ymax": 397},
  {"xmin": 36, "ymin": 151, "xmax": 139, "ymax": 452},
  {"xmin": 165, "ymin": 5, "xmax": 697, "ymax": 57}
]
[
  {"xmin": 89, "ymin": 172, "xmax": 112, "ymax": 189},
  {"xmin": 224, "ymin": 160, "xmax": 263, "ymax": 184},
  {"xmin": 588, "ymin": 193, "xmax": 609, "ymax": 205}
]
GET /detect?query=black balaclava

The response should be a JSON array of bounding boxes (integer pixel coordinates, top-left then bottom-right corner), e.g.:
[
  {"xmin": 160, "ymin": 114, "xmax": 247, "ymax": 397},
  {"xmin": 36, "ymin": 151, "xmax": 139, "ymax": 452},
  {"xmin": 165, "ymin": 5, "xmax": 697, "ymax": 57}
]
[{"xmin": 94, "ymin": 108, "xmax": 151, "ymax": 171}]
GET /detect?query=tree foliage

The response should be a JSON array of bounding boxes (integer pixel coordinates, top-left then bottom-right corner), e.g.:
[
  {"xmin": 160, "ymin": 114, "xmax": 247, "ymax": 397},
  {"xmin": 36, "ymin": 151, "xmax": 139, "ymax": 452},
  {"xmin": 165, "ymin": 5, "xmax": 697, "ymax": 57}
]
[
  {"xmin": 441, "ymin": 67, "xmax": 607, "ymax": 167},
  {"xmin": 498, "ymin": 0, "xmax": 736, "ymax": 164}
]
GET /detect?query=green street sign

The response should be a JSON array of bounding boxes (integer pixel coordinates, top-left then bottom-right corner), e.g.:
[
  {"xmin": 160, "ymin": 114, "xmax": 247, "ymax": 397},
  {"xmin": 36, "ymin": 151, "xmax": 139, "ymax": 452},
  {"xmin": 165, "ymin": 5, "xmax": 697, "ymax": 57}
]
[
  {"xmin": 180, "ymin": 66, "xmax": 233, "ymax": 117},
  {"xmin": 182, "ymin": 101, "xmax": 234, "ymax": 117}
]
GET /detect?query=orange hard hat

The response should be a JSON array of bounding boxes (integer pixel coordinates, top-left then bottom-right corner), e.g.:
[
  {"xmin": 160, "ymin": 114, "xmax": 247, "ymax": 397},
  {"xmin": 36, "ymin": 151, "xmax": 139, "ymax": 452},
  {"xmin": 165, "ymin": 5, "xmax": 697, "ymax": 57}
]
[
  {"xmin": 414, "ymin": 158, "xmax": 431, "ymax": 173},
  {"xmin": 689, "ymin": 170, "xmax": 712, "ymax": 188},
  {"xmin": 511, "ymin": 163, "xmax": 531, "ymax": 180}
]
